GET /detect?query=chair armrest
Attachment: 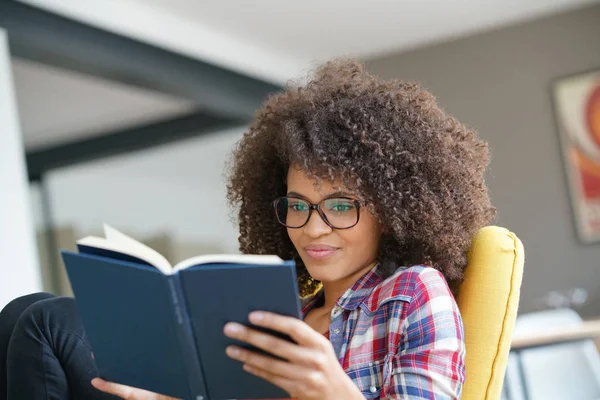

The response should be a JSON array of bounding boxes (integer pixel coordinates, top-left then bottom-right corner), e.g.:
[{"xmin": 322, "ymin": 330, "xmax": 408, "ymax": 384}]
[{"xmin": 511, "ymin": 320, "xmax": 600, "ymax": 350}]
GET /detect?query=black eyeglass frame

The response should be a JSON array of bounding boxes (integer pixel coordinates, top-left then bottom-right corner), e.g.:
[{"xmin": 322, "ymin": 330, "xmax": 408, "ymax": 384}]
[{"xmin": 272, "ymin": 196, "xmax": 362, "ymax": 230}]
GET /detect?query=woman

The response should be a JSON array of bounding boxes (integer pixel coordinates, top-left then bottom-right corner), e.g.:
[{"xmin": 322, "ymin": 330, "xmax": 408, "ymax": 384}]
[{"xmin": 0, "ymin": 59, "xmax": 495, "ymax": 400}]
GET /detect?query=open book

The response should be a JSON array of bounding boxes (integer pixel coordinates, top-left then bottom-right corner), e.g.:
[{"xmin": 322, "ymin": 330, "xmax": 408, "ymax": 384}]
[
  {"xmin": 77, "ymin": 224, "xmax": 285, "ymax": 274},
  {"xmin": 62, "ymin": 225, "xmax": 301, "ymax": 400}
]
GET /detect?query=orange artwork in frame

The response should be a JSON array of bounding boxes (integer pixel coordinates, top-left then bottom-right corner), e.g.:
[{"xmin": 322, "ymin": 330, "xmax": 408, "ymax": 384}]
[{"xmin": 553, "ymin": 69, "xmax": 600, "ymax": 243}]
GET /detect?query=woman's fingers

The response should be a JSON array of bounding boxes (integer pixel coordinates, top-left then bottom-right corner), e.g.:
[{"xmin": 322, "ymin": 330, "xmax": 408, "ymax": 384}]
[
  {"xmin": 91, "ymin": 378, "xmax": 179, "ymax": 400},
  {"xmin": 92, "ymin": 378, "xmax": 135, "ymax": 399},
  {"xmin": 226, "ymin": 345, "xmax": 311, "ymax": 380},
  {"xmin": 223, "ymin": 322, "xmax": 328, "ymax": 367},
  {"xmin": 248, "ymin": 311, "xmax": 328, "ymax": 348},
  {"xmin": 242, "ymin": 364, "xmax": 295, "ymax": 397}
]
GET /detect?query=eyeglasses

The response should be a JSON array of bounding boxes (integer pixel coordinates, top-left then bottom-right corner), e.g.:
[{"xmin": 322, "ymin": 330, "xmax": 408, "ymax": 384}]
[{"xmin": 273, "ymin": 196, "xmax": 361, "ymax": 229}]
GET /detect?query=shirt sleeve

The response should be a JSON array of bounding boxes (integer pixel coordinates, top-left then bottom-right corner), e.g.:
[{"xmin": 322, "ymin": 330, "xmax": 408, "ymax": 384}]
[{"xmin": 384, "ymin": 268, "xmax": 466, "ymax": 399}]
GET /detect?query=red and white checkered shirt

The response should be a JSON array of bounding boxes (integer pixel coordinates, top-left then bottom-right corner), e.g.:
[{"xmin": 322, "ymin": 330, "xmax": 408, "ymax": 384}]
[{"xmin": 301, "ymin": 265, "xmax": 466, "ymax": 399}]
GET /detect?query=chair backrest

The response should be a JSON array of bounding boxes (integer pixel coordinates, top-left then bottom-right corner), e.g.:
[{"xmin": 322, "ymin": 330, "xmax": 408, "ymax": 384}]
[{"xmin": 457, "ymin": 226, "xmax": 524, "ymax": 400}]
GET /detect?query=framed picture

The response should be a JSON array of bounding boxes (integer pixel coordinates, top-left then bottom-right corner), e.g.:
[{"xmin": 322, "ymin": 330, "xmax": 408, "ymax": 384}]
[{"xmin": 553, "ymin": 69, "xmax": 600, "ymax": 243}]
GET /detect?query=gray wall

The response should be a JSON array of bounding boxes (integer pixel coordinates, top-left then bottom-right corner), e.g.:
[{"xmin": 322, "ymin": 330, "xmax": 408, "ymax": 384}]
[{"xmin": 366, "ymin": 4, "xmax": 600, "ymax": 316}]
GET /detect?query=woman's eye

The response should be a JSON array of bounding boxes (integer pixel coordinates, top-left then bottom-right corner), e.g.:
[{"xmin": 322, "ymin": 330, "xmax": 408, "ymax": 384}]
[
  {"xmin": 334, "ymin": 205, "xmax": 351, "ymax": 211},
  {"xmin": 328, "ymin": 202, "xmax": 354, "ymax": 212},
  {"xmin": 289, "ymin": 203, "xmax": 308, "ymax": 212}
]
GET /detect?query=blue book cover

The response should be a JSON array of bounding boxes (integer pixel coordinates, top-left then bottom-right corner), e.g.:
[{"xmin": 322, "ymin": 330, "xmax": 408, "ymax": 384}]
[{"xmin": 61, "ymin": 226, "xmax": 301, "ymax": 400}]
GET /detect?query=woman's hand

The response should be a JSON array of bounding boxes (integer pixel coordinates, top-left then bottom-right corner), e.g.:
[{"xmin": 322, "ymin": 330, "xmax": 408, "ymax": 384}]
[
  {"xmin": 224, "ymin": 311, "xmax": 364, "ymax": 400},
  {"xmin": 91, "ymin": 378, "xmax": 180, "ymax": 400}
]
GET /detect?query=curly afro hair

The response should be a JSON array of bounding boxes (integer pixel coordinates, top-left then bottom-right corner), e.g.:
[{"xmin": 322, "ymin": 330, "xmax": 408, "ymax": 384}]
[{"xmin": 227, "ymin": 59, "xmax": 496, "ymax": 297}]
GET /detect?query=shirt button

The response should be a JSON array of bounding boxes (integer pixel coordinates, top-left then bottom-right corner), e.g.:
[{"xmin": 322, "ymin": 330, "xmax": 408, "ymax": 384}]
[
  {"xmin": 370, "ymin": 386, "xmax": 377, "ymax": 393},
  {"xmin": 333, "ymin": 328, "xmax": 341, "ymax": 334}
]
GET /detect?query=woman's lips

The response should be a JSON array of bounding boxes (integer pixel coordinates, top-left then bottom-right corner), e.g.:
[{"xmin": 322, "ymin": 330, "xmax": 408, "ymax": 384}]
[{"xmin": 304, "ymin": 245, "xmax": 339, "ymax": 260}]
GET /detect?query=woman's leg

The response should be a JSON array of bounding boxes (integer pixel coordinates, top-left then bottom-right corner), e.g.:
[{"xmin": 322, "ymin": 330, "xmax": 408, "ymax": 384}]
[
  {"xmin": 0, "ymin": 292, "xmax": 56, "ymax": 399},
  {"xmin": 2, "ymin": 294, "xmax": 116, "ymax": 399}
]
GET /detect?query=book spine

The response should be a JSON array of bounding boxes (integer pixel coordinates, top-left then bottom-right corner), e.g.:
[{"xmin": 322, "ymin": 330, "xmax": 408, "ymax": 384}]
[{"xmin": 167, "ymin": 274, "xmax": 209, "ymax": 400}]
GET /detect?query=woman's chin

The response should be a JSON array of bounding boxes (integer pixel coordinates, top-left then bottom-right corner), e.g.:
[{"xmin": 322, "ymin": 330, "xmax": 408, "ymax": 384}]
[{"xmin": 305, "ymin": 266, "xmax": 342, "ymax": 284}]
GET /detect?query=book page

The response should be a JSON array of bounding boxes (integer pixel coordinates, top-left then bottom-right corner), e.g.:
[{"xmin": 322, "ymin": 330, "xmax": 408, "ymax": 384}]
[
  {"xmin": 103, "ymin": 225, "xmax": 172, "ymax": 272},
  {"xmin": 76, "ymin": 225, "xmax": 173, "ymax": 274},
  {"xmin": 81, "ymin": 225, "xmax": 283, "ymax": 274},
  {"xmin": 173, "ymin": 254, "xmax": 284, "ymax": 272}
]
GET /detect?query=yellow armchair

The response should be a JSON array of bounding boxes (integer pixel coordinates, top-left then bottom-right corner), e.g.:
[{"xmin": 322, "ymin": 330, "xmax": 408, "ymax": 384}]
[{"xmin": 457, "ymin": 226, "xmax": 525, "ymax": 400}]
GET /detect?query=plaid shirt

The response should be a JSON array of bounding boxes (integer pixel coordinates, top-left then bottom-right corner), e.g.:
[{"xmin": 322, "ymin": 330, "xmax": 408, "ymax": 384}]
[{"xmin": 301, "ymin": 265, "xmax": 465, "ymax": 399}]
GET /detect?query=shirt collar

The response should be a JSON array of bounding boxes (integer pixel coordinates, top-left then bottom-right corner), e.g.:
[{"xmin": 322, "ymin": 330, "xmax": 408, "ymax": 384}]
[
  {"xmin": 301, "ymin": 264, "xmax": 383, "ymax": 316},
  {"xmin": 336, "ymin": 263, "xmax": 383, "ymax": 310}
]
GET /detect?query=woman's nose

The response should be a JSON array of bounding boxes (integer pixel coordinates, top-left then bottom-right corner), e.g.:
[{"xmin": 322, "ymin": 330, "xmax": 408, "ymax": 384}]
[{"xmin": 303, "ymin": 210, "xmax": 332, "ymax": 238}]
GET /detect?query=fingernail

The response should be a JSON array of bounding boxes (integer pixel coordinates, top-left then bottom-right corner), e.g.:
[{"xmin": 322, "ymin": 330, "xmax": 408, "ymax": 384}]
[
  {"xmin": 249, "ymin": 311, "xmax": 264, "ymax": 323},
  {"xmin": 226, "ymin": 346, "xmax": 241, "ymax": 357},
  {"xmin": 224, "ymin": 322, "xmax": 242, "ymax": 334}
]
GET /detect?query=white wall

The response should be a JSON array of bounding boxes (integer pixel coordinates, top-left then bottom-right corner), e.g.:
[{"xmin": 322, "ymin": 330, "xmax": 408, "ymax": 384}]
[
  {"xmin": 0, "ymin": 29, "xmax": 42, "ymax": 308},
  {"xmin": 44, "ymin": 127, "xmax": 247, "ymax": 256}
]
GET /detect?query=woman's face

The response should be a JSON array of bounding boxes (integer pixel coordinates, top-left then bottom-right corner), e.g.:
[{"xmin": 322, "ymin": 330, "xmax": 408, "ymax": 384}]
[{"xmin": 285, "ymin": 166, "xmax": 383, "ymax": 285}]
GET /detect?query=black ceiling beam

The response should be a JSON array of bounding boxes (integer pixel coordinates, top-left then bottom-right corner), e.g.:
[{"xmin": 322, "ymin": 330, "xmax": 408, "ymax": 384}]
[
  {"xmin": 26, "ymin": 111, "xmax": 246, "ymax": 181},
  {"xmin": 0, "ymin": 0, "xmax": 282, "ymax": 119}
]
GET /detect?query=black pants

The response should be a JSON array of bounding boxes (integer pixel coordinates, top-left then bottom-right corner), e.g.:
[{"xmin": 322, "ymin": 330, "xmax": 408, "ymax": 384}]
[{"xmin": 0, "ymin": 293, "xmax": 116, "ymax": 400}]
